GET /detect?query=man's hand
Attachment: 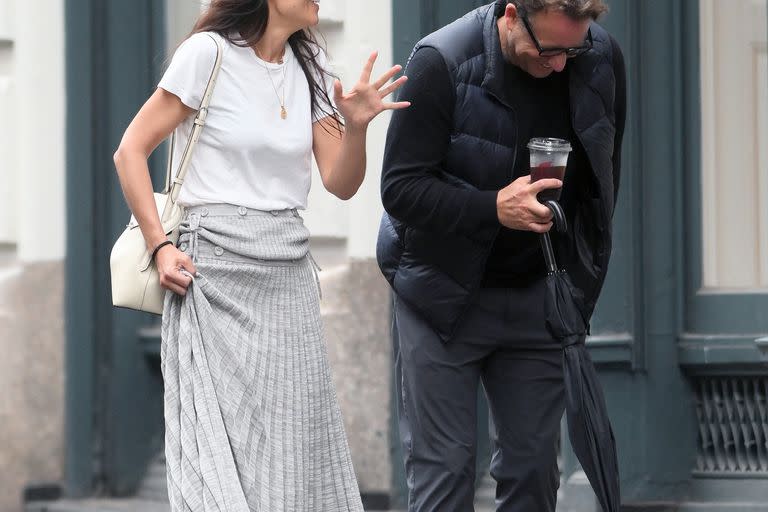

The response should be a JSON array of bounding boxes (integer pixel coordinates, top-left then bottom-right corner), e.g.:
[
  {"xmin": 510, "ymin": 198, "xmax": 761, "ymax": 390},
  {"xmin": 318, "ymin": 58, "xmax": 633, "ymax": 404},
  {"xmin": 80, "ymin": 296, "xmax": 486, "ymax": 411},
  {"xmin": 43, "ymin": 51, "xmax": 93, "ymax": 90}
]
[{"xmin": 496, "ymin": 176, "xmax": 562, "ymax": 233}]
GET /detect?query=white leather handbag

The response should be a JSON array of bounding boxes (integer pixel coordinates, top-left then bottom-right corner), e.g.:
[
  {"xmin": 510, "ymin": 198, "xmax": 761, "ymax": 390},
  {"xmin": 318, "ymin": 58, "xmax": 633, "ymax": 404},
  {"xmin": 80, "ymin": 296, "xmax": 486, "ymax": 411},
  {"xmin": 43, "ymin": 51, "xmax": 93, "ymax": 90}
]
[{"xmin": 110, "ymin": 33, "xmax": 224, "ymax": 315}]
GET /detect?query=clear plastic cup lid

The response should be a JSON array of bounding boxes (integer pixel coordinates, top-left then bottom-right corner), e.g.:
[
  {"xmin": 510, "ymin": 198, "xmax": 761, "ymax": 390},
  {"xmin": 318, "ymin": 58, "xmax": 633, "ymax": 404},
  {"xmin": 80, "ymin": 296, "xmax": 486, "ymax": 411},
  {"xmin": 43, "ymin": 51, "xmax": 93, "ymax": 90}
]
[{"xmin": 527, "ymin": 138, "xmax": 572, "ymax": 153}]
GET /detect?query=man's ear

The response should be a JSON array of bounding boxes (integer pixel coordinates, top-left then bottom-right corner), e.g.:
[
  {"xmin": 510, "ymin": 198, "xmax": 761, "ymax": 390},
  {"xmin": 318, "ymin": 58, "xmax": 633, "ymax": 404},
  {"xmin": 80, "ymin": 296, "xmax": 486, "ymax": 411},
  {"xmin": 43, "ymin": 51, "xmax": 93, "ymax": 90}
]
[{"xmin": 504, "ymin": 3, "xmax": 520, "ymax": 31}]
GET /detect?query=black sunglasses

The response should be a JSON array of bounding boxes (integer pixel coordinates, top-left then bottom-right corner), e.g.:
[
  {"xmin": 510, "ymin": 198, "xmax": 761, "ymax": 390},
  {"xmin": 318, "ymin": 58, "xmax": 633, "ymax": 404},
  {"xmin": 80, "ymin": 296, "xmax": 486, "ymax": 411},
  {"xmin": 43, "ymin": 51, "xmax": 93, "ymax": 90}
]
[{"xmin": 521, "ymin": 15, "xmax": 593, "ymax": 58}]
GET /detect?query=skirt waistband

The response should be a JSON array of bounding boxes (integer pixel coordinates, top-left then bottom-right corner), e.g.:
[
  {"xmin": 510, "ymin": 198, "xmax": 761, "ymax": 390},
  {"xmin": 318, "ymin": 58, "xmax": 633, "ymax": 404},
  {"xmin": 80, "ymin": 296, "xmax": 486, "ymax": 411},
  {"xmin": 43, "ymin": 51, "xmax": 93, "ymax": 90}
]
[
  {"xmin": 178, "ymin": 203, "xmax": 310, "ymax": 263},
  {"xmin": 184, "ymin": 204, "xmax": 300, "ymax": 219},
  {"xmin": 177, "ymin": 204, "xmax": 322, "ymax": 297}
]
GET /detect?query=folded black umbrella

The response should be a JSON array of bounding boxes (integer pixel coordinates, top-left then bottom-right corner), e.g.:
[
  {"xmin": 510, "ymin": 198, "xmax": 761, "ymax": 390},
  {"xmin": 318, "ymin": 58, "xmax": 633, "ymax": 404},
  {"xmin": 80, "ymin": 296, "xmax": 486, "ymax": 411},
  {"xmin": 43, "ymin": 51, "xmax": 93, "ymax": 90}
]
[{"xmin": 540, "ymin": 201, "xmax": 621, "ymax": 512}]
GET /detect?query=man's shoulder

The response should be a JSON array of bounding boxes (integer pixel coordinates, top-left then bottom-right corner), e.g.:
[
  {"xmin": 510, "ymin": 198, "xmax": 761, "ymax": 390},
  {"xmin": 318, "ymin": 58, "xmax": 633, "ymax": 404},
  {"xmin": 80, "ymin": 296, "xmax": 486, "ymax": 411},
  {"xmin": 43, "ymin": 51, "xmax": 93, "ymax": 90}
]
[
  {"xmin": 570, "ymin": 22, "xmax": 623, "ymax": 87},
  {"xmin": 588, "ymin": 23, "xmax": 622, "ymax": 63}
]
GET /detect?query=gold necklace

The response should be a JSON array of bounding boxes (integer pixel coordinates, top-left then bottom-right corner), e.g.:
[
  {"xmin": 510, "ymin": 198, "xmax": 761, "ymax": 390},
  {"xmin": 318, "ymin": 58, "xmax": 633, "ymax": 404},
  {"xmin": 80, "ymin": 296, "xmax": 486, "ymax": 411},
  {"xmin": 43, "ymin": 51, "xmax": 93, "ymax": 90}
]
[{"xmin": 254, "ymin": 48, "xmax": 288, "ymax": 120}]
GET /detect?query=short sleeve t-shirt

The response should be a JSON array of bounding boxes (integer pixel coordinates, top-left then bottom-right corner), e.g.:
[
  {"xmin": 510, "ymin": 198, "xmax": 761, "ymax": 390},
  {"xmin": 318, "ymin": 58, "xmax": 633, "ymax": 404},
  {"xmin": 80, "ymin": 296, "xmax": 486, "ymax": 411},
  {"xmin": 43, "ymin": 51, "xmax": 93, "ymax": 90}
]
[{"xmin": 158, "ymin": 32, "xmax": 336, "ymax": 211}]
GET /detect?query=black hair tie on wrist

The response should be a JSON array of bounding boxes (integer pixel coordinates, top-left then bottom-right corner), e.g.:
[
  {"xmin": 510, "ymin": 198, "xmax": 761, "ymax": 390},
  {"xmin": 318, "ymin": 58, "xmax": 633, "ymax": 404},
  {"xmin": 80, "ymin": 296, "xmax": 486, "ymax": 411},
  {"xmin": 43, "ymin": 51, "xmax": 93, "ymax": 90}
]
[{"xmin": 151, "ymin": 240, "xmax": 174, "ymax": 262}]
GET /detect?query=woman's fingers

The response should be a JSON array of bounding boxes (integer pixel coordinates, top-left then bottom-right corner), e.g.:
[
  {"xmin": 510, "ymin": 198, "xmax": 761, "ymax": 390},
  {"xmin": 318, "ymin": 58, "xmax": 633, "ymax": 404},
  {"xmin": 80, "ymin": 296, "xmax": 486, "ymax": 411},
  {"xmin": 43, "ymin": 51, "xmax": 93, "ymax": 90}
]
[
  {"xmin": 160, "ymin": 268, "xmax": 191, "ymax": 295},
  {"xmin": 379, "ymin": 75, "xmax": 408, "ymax": 98},
  {"xmin": 180, "ymin": 254, "xmax": 197, "ymax": 276},
  {"xmin": 373, "ymin": 64, "xmax": 403, "ymax": 90},
  {"xmin": 382, "ymin": 101, "xmax": 412, "ymax": 111},
  {"xmin": 165, "ymin": 281, "xmax": 189, "ymax": 296},
  {"xmin": 171, "ymin": 268, "xmax": 193, "ymax": 287},
  {"xmin": 333, "ymin": 79, "xmax": 344, "ymax": 103},
  {"xmin": 358, "ymin": 51, "xmax": 378, "ymax": 84}
]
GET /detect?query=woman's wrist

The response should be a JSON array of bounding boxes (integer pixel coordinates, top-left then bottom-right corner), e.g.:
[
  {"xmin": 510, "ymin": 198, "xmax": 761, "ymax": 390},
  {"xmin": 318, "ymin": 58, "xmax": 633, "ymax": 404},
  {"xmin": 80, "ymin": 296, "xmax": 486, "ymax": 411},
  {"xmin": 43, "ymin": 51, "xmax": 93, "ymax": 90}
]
[
  {"xmin": 343, "ymin": 120, "xmax": 368, "ymax": 135},
  {"xmin": 145, "ymin": 230, "xmax": 171, "ymax": 252},
  {"xmin": 150, "ymin": 240, "xmax": 174, "ymax": 262}
]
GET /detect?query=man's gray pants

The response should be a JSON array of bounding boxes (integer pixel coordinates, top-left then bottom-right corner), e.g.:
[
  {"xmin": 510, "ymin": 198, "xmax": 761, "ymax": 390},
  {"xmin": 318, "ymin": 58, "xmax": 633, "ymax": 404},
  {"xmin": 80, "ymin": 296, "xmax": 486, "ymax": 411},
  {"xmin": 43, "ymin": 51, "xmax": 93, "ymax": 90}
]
[{"xmin": 394, "ymin": 282, "xmax": 565, "ymax": 512}]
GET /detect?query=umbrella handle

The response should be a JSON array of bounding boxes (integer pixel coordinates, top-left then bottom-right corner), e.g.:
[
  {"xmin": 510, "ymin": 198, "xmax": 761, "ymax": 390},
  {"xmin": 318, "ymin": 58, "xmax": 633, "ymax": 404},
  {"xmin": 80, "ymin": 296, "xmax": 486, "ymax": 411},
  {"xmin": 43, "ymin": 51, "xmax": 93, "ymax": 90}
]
[
  {"xmin": 544, "ymin": 200, "xmax": 567, "ymax": 233},
  {"xmin": 540, "ymin": 200, "xmax": 565, "ymax": 272},
  {"xmin": 540, "ymin": 233, "xmax": 558, "ymax": 273}
]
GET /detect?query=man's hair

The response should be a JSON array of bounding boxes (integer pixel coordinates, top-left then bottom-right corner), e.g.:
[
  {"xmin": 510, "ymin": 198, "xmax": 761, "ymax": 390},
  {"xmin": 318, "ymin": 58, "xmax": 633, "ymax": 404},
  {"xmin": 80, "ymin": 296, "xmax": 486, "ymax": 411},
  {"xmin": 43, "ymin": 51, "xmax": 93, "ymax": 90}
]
[{"xmin": 508, "ymin": 0, "xmax": 608, "ymax": 21}]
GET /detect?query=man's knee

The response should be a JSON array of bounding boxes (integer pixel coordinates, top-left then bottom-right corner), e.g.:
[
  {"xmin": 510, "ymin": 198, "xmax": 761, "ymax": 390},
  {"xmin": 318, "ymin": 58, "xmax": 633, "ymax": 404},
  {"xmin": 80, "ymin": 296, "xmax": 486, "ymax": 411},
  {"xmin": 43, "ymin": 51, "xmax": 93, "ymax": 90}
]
[{"xmin": 433, "ymin": 441, "xmax": 476, "ymax": 481}]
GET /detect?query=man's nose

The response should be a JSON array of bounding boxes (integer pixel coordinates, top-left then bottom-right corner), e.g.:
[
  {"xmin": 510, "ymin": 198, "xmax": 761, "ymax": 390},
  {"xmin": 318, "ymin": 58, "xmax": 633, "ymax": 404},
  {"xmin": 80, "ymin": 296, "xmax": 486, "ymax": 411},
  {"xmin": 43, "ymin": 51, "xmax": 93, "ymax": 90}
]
[{"xmin": 548, "ymin": 54, "xmax": 567, "ymax": 72}]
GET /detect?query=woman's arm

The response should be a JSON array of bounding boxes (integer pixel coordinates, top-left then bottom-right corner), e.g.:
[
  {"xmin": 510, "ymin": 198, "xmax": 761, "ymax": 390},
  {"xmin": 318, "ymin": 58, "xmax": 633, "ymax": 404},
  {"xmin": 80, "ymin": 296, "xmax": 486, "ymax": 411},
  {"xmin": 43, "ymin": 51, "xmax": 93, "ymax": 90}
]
[
  {"xmin": 312, "ymin": 52, "xmax": 409, "ymax": 200},
  {"xmin": 113, "ymin": 88, "xmax": 197, "ymax": 295},
  {"xmin": 312, "ymin": 118, "xmax": 365, "ymax": 200}
]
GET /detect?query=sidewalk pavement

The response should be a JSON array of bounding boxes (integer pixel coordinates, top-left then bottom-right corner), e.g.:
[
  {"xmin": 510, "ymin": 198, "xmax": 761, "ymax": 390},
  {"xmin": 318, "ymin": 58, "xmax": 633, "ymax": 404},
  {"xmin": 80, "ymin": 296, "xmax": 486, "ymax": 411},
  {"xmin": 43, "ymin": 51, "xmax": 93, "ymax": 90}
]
[{"xmin": 25, "ymin": 478, "xmax": 498, "ymax": 512}]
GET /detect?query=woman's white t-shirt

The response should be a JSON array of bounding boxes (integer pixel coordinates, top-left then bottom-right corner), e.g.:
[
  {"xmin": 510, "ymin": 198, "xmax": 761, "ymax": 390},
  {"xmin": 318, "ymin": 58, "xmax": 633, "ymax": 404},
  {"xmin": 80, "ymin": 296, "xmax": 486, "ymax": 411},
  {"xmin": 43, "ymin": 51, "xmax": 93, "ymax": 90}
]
[{"xmin": 158, "ymin": 32, "xmax": 336, "ymax": 211}]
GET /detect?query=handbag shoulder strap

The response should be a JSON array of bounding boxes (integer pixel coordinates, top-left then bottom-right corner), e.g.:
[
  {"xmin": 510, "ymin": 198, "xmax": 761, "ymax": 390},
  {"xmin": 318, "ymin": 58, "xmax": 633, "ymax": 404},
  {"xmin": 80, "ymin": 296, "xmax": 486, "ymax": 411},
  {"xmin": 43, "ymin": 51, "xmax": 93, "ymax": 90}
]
[{"xmin": 161, "ymin": 33, "xmax": 224, "ymax": 217}]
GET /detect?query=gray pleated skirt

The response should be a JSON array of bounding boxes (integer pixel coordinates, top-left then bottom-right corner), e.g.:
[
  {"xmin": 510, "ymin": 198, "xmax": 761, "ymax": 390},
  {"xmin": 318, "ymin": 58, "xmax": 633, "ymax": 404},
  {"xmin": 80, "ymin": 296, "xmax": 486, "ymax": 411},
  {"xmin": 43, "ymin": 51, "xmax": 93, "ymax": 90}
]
[{"xmin": 161, "ymin": 204, "xmax": 364, "ymax": 512}]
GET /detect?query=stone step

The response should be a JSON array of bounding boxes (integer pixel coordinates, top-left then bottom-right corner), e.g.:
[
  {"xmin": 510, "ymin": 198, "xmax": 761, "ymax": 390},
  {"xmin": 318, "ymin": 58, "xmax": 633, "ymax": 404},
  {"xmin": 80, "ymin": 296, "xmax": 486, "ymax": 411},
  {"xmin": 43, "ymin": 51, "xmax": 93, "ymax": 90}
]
[{"xmin": 136, "ymin": 453, "xmax": 168, "ymax": 502}]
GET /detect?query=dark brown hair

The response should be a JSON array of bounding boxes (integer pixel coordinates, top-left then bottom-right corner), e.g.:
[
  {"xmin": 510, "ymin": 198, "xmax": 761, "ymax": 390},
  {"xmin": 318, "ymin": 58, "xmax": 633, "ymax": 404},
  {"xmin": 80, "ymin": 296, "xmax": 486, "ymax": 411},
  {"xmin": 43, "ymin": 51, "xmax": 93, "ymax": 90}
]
[
  {"xmin": 192, "ymin": 0, "xmax": 342, "ymax": 133},
  {"xmin": 507, "ymin": 0, "xmax": 608, "ymax": 20}
]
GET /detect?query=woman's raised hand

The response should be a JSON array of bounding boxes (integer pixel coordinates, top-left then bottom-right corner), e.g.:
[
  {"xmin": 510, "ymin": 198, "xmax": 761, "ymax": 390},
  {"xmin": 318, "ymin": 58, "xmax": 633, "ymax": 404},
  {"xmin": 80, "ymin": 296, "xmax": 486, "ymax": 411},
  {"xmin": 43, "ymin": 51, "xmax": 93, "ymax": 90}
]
[{"xmin": 334, "ymin": 51, "xmax": 410, "ymax": 128}]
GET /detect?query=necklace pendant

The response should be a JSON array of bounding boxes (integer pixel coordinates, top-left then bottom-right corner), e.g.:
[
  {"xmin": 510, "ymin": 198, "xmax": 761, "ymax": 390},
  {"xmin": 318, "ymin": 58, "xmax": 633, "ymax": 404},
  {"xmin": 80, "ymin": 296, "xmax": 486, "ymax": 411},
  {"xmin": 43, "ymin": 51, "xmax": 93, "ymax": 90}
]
[{"xmin": 281, "ymin": 106, "xmax": 288, "ymax": 120}]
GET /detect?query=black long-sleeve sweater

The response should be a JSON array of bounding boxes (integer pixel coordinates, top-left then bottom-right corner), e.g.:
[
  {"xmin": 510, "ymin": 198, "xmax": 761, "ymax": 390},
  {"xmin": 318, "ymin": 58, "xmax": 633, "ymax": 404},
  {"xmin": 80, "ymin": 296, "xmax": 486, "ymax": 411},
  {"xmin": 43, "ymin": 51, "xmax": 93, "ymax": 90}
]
[{"xmin": 382, "ymin": 46, "xmax": 592, "ymax": 287}]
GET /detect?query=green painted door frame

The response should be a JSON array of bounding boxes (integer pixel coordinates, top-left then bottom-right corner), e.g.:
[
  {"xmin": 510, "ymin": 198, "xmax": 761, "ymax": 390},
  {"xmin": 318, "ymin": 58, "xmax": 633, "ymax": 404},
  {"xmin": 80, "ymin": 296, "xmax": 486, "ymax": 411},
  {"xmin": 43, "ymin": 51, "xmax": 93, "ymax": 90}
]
[
  {"xmin": 598, "ymin": 1, "xmax": 768, "ymax": 506},
  {"xmin": 65, "ymin": 0, "xmax": 167, "ymax": 497}
]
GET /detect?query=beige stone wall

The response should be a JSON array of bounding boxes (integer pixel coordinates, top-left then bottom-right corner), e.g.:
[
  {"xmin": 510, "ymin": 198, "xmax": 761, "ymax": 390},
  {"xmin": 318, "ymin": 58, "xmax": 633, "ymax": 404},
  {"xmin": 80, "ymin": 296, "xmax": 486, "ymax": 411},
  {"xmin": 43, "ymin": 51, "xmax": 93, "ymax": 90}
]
[
  {"xmin": 0, "ymin": 262, "xmax": 65, "ymax": 512},
  {"xmin": 1, "ymin": 0, "xmax": 67, "ymax": 507},
  {"xmin": 320, "ymin": 258, "xmax": 393, "ymax": 493}
]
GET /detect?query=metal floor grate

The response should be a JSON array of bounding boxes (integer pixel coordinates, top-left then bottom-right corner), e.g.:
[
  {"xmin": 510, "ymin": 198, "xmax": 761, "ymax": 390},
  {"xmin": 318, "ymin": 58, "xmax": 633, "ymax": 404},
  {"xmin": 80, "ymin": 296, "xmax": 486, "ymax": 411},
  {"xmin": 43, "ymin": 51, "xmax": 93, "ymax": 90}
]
[{"xmin": 694, "ymin": 376, "xmax": 768, "ymax": 476}]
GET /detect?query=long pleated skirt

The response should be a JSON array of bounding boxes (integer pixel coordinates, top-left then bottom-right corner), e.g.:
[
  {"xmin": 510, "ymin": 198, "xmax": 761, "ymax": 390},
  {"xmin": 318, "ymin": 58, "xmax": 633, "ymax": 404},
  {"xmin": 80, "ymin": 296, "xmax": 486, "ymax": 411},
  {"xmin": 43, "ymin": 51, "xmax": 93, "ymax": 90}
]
[{"xmin": 161, "ymin": 204, "xmax": 364, "ymax": 512}]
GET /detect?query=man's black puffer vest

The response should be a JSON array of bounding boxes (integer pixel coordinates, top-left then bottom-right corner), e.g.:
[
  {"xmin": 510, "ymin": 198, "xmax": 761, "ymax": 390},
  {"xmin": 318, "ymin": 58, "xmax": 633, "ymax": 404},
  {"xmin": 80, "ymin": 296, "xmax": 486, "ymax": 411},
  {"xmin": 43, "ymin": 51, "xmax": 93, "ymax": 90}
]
[{"xmin": 377, "ymin": 1, "xmax": 625, "ymax": 342}]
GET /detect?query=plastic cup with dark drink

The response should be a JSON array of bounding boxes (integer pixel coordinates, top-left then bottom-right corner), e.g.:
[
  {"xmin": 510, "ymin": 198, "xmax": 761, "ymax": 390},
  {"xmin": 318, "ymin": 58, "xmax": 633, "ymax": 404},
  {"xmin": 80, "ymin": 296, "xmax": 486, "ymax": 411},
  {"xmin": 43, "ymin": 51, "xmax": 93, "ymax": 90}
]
[{"xmin": 528, "ymin": 137, "xmax": 572, "ymax": 202}]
